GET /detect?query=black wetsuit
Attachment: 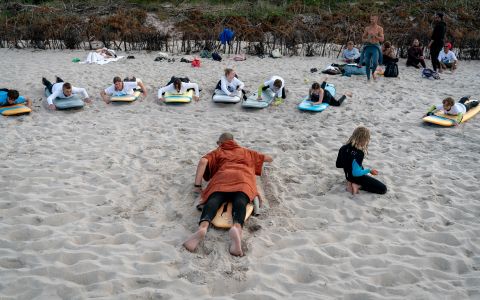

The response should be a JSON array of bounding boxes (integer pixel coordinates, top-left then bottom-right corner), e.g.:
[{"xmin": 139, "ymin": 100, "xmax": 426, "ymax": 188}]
[
  {"xmin": 430, "ymin": 21, "xmax": 447, "ymax": 71},
  {"xmin": 336, "ymin": 143, "xmax": 387, "ymax": 194}
]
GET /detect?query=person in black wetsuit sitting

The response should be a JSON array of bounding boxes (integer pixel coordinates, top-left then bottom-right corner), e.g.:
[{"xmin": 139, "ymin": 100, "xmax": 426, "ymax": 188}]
[
  {"xmin": 336, "ymin": 126, "xmax": 387, "ymax": 195},
  {"xmin": 309, "ymin": 79, "xmax": 352, "ymax": 106}
]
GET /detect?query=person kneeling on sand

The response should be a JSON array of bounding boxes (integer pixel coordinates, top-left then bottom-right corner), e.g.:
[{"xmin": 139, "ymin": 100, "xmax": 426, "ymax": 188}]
[
  {"xmin": 183, "ymin": 132, "xmax": 273, "ymax": 256},
  {"xmin": 424, "ymin": 96, "xmax": 479, "ymax": 125},
  {"xmin": 257, "ymin": 75, "xmax": 286, "ymax": 105},
  {"xmin": 438, "ymin": 43, "xmax": 458, "ymax": 73},
  {"xmin": 100, "ymin": 76, "xmax": 147, "ymax": 104},
  {"xmin": 42, "ymin": 76, "xmax": 91, "ymax": 110},
  {"xmin": 0, "ymin": 88, "xmax": 32, "ymax": 108},
  {"xmin": 308, "ymin": 78, "xmax": 352, "ymax": 106},
  {"xmin": 336, "ymin": 126, "xmax": 387, "ymax": 195},
  {"xmin": 157, "ymin": 78, "xmax": 200, "ymax": 102}
]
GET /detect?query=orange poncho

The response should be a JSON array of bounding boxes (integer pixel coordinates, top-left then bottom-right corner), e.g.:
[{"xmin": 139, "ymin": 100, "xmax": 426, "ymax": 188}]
[{"xmin": 200, "ymin": 140, "xmax": 265, "ymax": 204}]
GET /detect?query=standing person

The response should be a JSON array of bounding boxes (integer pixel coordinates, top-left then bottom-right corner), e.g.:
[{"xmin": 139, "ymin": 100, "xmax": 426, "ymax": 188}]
[
  {"xmin": 336, "ymin": 127, "xmax": 387, "ymax": 195},
  {"xmin": 428, "ymin": 12, "xmax": 447, "ymax": 72},
  {"xmin": 406, "ymin": 39, "xmax": 426, "ymax": 69},
  {"xmin": 361, "ymin": 15, "xmax": 384, "ymax": 81},
  {"xmin": 183, "ymin": 133, "xmax": 273, "ymax": 256}
]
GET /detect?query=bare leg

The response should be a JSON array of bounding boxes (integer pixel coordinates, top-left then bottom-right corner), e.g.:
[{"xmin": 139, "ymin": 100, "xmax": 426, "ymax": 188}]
[
  {"xmin": 346, "ymin": 181, "xmax": 353, "ymax": 193},
  {"xmin": 229, "ymin": 223, "xmax": 243, "ymax": 256},
  {"xmin": 183, "ymin": 221, "xmax": 209, "ymax": 252},
  {"xmin": 352, "ymin": 183, "xmax": 360, "ymax": 194}
]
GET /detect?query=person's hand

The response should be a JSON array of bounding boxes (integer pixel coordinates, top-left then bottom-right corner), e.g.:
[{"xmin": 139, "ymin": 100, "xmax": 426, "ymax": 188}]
[
  {"xmin": 257, "ymin": 95, "xmax": 262, "ymax": 101},
  {"xmin": 48, "ymin": 104, "xmax": 56, "ymax": 110},
  {"xmin": 159, "ymin": 97, "xmax": 165, "ymax": 102},
  {"xmin": 420, "ymin": 56, "xmax": 424, "ymax": 59},
  {"xmin": 193, "ymin": 96, "xmax": 200, "ymax": 102},
  {"xmin": 142, "ymin": 91, "xmax": 148, "ymax": 97},
  {"xmin": 84, "ymin": 97, "xmax": 92, "ymax": 104},
  {"xmin": 370, "ymin": 169, "xmax": 379, "ymax": 176}
]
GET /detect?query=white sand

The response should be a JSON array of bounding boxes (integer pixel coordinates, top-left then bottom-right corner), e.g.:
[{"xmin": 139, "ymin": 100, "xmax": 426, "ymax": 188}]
[{"xmin": 1, "ymin": 48, "xmax": 479, "ymax": 299}]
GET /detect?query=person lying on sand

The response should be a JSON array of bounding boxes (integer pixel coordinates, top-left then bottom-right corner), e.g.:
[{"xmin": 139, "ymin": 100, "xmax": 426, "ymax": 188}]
[
  {"xmin": 257, "ymin": 75, "xmax": 286, "ymax": 105},
  {"xmin": 42, "ymin": 76, "xmax": 91, "ymax": 110},
  {"xmin": 308, "ymin": 78, "xmax": 352, "ymax": 106},
  {"xmin": 214, "ymin": 68, "xmax": 246, "ymax": 99},
  {"xmin": 100, "ymin": 76, "xmax": 147, "ymax": 104},
  {"xmin": 0, "ymin": 89, "xmax": 32, "ymax": 108},
  {"xmin": 157, "ymin": 78, "xmax": 200, "ymax": 102},
  {"xmin": 183, "ymin": 132, "xmax": 273, "ymax": 256},
  {"xmin": 425, "ymin": 96, "xmax": 478, "ymax": 125},
  {"xmin": 336, "ymin": 126, "xmax": 387, "ymax": 195}
]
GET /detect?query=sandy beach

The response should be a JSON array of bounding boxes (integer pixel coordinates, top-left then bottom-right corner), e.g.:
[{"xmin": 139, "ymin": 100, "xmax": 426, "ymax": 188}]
[{"xmin": 1, "ymin": 48, "xmax": 479, "ymax": 299}]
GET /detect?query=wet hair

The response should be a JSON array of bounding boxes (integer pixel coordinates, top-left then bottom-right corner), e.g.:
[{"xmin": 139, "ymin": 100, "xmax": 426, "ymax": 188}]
[
  {"xmin": 442, "ymin": 97, "xmax": 455, "ymax": 107},
  {"xmin": 224, "ymin": 68, "xmax": 234, "ymax": 77},
  {"xmin": 62, "ymin": 82, "xmax": 72, "ymax": 90},
  {"xmin": 113, "ymin": 76, "xmax": 122, "ymax": 84},
  {"xmin": 273, "ymin": 79, "xmax": 282, "ymax": 88},
  {"xmin": 173, "ymin": 78, "xmax": 182, "ymax": 90},
  {"xmin": 218, "ymin": 132, "xmax": 234, "ymax": 144},
  {"xmin": 311, "ymin": 82, "xmax": 320, "ymax": 90},
  {"xmin": 7, "ymin": 89, "xmax": 19, "ymax": 100},
  {"xmin": 347, "ymin": 126, "xmax": 370, "ymax": 154}
]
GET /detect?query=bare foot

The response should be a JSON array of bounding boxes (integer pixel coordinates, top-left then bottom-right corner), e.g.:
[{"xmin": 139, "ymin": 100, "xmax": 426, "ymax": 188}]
[
  {"xmin": 229, "ymin": 224, "xmax": 243, "ymax": 256},
  {"xmin": 183, "ymin": 223, "xmax": 208, "ymax": 252},
  {"xmin": 352, "ymin": 183, "xmax": 360, "ymax": 194},
  {"xmin": 346, "ymin": 181, "xmax": 353, "ymax": 193},
  {"xmin": 372, "ymin": 73, "xmax": 378, "ymax": 80}
]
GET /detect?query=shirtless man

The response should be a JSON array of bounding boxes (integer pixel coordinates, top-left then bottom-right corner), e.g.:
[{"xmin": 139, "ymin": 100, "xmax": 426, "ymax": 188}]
[
  {"xmin": 361, "ymin": 15, "xmax": 384, "ymax": 80},
  {"xmin": 183, "ymin": 133, "xmax": 273, "ymax": 256}
]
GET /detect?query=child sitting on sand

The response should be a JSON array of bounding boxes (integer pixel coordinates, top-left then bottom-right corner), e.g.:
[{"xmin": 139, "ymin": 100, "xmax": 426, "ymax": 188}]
[
  {"xmin": 308, "ymin": 79, "xmax": 352, "ymax": 106},
  {"xmin": 0, "ymin": 89, "xmax": 32, "ymax": 108},
  {"xmin": 425, "ymin": 96, "xmax": 479, "ymax": 124},
  {"xmin": 336, "ymin": 126, "xmax": 387, "ymax": 195}
]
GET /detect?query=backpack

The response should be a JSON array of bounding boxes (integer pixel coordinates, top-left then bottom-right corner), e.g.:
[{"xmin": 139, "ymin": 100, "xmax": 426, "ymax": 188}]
[
  {"xmin": 212, "ymin": 52, "xmax": 222, "ymax": 61},
  {"xmin": 384, "ymin": 62, "xmax": 398, "ymax": 77},
  {"xmin": 422, "ymin": 68, "xmax": 440, "ymax": 80}
]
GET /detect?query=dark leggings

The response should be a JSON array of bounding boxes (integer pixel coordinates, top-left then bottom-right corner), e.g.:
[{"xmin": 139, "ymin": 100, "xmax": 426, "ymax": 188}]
[
  {"xmin": 349, "ymin": 175, "xmax": 387, "ymax": 194},
  {"xmin": 200, "ymin": 192, "xmax": 249, "ymax": 226},
  {"xmin": 42, "ymin": 77, "xmax": 64, "ymax": 93},
  {"xmin": 406, "ymin": 57, "xmax": 426, "ymax": 68},
  {"xmin": 459, "ymin": 97, "xmax": 479, "ymax": 111},
  {"xmin": 321, "ymin": 81, "xmax": 345, "ymax": 106},
  {"xmin": 430, "ymin": 44, "xmax": 443, "ymax": 71}
]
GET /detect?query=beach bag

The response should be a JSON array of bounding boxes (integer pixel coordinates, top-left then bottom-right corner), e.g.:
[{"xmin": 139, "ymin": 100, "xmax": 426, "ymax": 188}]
[
  {"xmin": 200, "ymin": 50, "xmax": 212, "ymax": 59},
  {"xmin": 191, "ymin": 58, "xmax": 201, "ymax": 67},
  {"xmin": 322, "ymin": 65, "xmax": 342, "ymax": 75},
  {"xmin": 384, "ymin": 62, "xmax": 398, "ymax": 77},
  {"xmin": 212, "ymin": 52, "xmax": 222, "ymax": 61},
  {"xmin": 422, "ymin": 68, "xmax": 440, "ymax": 80}
]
